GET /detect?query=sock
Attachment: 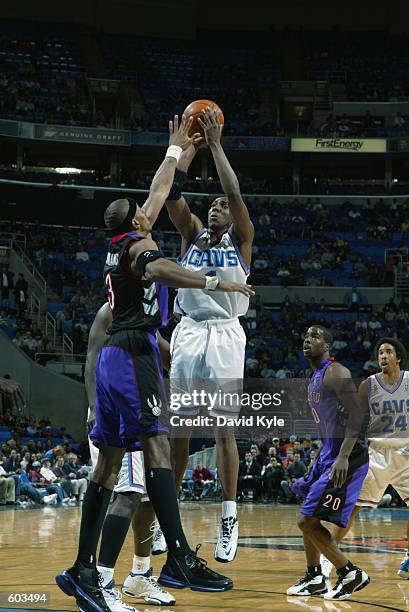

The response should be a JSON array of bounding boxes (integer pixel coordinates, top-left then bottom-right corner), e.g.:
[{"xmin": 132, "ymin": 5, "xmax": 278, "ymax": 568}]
[
  {"xmin": 337, "ymin": 560, "xmax": 355, "ymax": 577},
  {"xmin": 222, "ymin": 501, "xmax": 237, "ymax": 518},
  {"xmin": 307, "ymin": 564, "xmax": 322, "ymax": 577},
  {"xmin": 98, "ymin": 514, "xmax": 132, "ymax": 568},
  {"xmin": 77, "ymin": 481, "xmax": 113, "ymax": 567},
  {"xmin": 145, "ymin": 468, "xmax": 190, "ymax": 557},
  {"xmin": 132, "ymin": 555, "xmax": 150, "ymax": 575},
  {"xmin": 97, "ymin": 565, "xmax": 114, "ymax": 587}
]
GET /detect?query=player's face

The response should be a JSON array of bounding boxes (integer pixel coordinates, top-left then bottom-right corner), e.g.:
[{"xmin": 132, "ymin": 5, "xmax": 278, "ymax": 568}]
[
  {"xmin": 303, "ymin": 327, "xmax": 329, "ymax": 358},
  {"xmin": 378, "ymin": 343, "xmax": 400, "ymax": 372},
  {"xmin": 208, "ymin": 197, "xmax": 232, "ymax": 230},
  {"xmin": 132, "ymin": 206, "xmax": 152, "ymax": 235}
]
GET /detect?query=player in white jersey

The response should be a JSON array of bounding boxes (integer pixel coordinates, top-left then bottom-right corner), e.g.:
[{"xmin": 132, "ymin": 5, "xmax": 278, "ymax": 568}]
[
  {"xmin": 165, "ymin": 107, "xmax": 254, "ymax": 563},
  {"xmin": 85, "ymin": 303, "xmax": 176, "ymax": 609},
  {"xmin": 320, "ymin": 337, "xmax": 409, "ymax": 581}
]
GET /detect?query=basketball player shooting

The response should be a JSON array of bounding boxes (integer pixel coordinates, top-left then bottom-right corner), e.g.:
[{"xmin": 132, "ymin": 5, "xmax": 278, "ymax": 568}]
[
  {"xmin": 55, "ymin": 115, "xmax": 253, "ymax": 612},
  {"xmin": 320, "ymin": 337, "xmax": 409, "ymax": 582},
  {"xmin": 165, "ymin": 106, "xmax": 254, "ymax": 563},
  {"xmin": 287, "ymin": 326, "xmax": 370, "ymax": 600}
]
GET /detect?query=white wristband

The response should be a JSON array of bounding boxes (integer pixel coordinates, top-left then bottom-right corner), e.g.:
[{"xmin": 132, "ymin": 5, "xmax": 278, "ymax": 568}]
[
  {"xmin": 166, "ymin": 145, "xmax": 183, "ymax": 163},
  {"xmin": 205, "ymin": 276, "xmax": 220, "ymax": 291}
]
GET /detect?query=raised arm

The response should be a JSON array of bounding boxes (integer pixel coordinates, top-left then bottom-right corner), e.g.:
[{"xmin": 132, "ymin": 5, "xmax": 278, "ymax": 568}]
[
  {"xmin": 165, "ymin": 142, "xmax": 203, "ymax": 246},
  {"xmin": 199, "ymin": 108, "xmax": 254, "ymax": 254},
  {"xmin": 142, "ymin": 115, "xmax": 198, "ymax": 226},
  {"xmin": 127, "ymin": 236, "xmax": 254, "ymax": 297},
  {"xmin": 84, "ymin": 302, "xmax": 112, "ymax": 419}
]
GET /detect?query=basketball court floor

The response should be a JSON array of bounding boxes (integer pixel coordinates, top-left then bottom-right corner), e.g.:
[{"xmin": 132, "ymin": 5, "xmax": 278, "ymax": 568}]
[{"xmin": 0, "ymin": 503, "xmax": 408, "ymax": 612}]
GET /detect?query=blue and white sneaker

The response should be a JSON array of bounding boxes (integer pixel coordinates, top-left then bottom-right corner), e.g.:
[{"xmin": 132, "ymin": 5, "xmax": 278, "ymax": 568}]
[
  {"xmin": 398, "ymin": 552, "xmax": 409, "ymax": 579},
  {"xmin": 102, "ymin": 579, "xmax": 138, "ymax": 612}
]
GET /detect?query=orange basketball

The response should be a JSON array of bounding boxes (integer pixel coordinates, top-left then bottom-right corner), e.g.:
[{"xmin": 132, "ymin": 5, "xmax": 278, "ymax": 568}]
[{"xmin": 183, "ymin": 99, "xmax": 224, "ymax": 136}]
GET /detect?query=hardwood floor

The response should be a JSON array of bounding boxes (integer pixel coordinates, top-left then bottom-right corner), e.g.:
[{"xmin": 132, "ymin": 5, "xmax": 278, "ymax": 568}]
[{"xmin": 0, "ymin": 503, "xmax": 408, "ymax": 611}]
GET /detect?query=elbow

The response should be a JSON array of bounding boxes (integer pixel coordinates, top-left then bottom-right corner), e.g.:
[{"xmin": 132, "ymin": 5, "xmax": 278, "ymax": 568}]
[{"xmin": 144, "ymin": 261, "xmax": 160, "ymax": 282}]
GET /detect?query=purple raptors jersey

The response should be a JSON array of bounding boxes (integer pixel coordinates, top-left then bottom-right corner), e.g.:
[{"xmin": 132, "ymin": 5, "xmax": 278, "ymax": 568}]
[
  {"xmin": 104, "ymin": 232, "xmax": 168, "ymax": 333},
  {"xmin": 308, "ymin": 358, "xmax": 366, "ymax": 464}
]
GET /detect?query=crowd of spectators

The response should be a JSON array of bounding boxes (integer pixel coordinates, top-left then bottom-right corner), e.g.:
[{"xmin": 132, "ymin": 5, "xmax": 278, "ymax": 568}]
[
  {"xmin": 2, "ymin": 24, "xmax": 409, "ymax": 136},
  {"xmin": 0, "ymin": 409, "xmax": 89, "ymax": 507}
]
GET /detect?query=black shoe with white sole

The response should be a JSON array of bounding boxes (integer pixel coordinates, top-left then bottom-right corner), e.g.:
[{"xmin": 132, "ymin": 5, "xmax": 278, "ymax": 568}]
[
  {"xmin": 287, "ymin": 571, "xmax": 328, "ymax": 596},
  {"xmin": 324, "ymin": 567, "xmax": 370, "ymax": 600}
]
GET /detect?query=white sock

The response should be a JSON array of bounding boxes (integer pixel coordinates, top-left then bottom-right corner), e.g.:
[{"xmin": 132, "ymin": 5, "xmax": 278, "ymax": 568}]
[
  {"xmin": 222, "ymin": 501, "xmax": 237, "ymax": 518},
  {"xmin": 132, "ymin": 555, "xmax": 150, "ymax": 575},
  {"xmin": 97, "ymin": 565, "xmax": 114, "ymax": 587}
]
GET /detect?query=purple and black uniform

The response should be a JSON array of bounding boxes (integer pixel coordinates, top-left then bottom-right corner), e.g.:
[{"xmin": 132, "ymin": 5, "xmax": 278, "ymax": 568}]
[
  {"xmin": 292, "ymin": 358, "xmax": 368, "ymax": 527},
  {"xmin": 90, "ymin": 232, "xmax": 168, "ymax": 451}
]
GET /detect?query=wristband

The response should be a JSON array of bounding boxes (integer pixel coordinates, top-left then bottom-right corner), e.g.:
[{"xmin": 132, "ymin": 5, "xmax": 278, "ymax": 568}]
[
  {"xmin": 166, "ymin": 145, "xmax": 182, "ymax": 163},
  {"xmin": 168, "ymin": 169, "xmax": 188, "ymax": 200},
  {"xmin": 205, "ymin": 276, "xmax": 220, "ymax": 291}
]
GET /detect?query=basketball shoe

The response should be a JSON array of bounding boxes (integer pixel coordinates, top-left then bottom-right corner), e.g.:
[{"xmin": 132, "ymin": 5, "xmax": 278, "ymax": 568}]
[
  {"xmin": 55, "ymin": 560, "xmax": 110, "ymax": 612},
  {"xmin": 324, "ymin": 566, "xmax": 370, "ymax": 600},
  {"xmin": 398, "ymin": 552, "xmax": 409, "ymax": 579},
  {"xmin": 158, "ymin": 545, "xmax": 233, "ymax": 592},
  {"xmin": 287, "ymin": 570, "xmax": 328, "ymax": 596},
  {"xmin": 122, "ymin": 567, "xmax": 176, "ymax": 605},
  {"xmin": 152, "ymin": 525, "xmax": 167, "ymax": 556},
  {"xmin": 214, "ymin": 515, "xmax": 238, "ymax": 563},
  {"xmin": 101, "ymin": 580, "xmax": 137, "ymax": 612},
  {"xmin": 320, "ymin": 554, "xmax": 334, "ymax": 578}
]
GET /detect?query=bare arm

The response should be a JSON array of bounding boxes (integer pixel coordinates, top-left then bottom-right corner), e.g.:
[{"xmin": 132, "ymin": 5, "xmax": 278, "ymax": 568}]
[
  {"xmin": 199, "ymin": 108, "xmax": 254, "ymax": 252},
  {"xmin": 157, "ymin": 331, "xmax": 170, "ymax": 372},
  {"xmin": 142, "ymin": 115, "xmax": 198, "ymax": 226},
  {"xmin": 84, "ymin": 302, "xmax": 112, "ymax": 412},
  {"xmin": 165, "ymin": 143, "xmax": 203, "ymax": 244},
  {"xmin": 128, "ymin": 237, "xmax": 254, "ymax": 296}
]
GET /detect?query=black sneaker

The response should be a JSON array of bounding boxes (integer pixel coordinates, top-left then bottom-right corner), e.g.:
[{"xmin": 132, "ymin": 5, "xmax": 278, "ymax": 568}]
[
  {"xmin": 287, "ymin": 571, "xmax": 328, "ymax": 596},
  {"xmin": 158, "ymin": 544, "xmax": 233, "ymax": 592},
  {"xmin": 324, "ymin": 567, "xmax": 370, "ymax": 600},
  {"xmin": 55, "ymin": 560, "xmax": 110, "ymax": 612}
]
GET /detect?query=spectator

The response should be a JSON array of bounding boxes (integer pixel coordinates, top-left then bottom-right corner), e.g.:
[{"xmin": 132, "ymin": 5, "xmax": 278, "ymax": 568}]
[
  {"xmin": 14, "ymin": 273, "xmax": 28, "ymax": 320},
  {"xmin": 62, "ymin": 453, "xmax": 88, "ymax": 502},
  {"xmin": 40, "ymin": 458, "xmax": 72, "ymax": 504},
  {"xmin": 238, "ymin": 450, "xmax": 261, "ymax": 501},
  {"xmin": 0, "ymin": 267, "xmax": 14, "ymax": 309},
  {"xmin": 281, "ymin": 452, "xmax": 307, "ymax": 503},
  {"xmin": 187, "ymin": 459, "xmax": 214, "ymax": 500},
  {"xmin": 0, "ymin": 461, "xmax": 16, "ymax": 504},
  {"xmin": 343, "ymin": 286, "xmax": 365, "ymax": 311},
  {"xmin": 262, "ymin": 457, "xmax": 285, "ymax": 502}
]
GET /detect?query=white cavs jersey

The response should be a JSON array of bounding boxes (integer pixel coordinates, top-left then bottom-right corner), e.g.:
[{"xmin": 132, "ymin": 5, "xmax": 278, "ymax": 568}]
[
  {"xmin": 367, "ymin": 370, "xmax": 409, "ymax": 448},
  {"xmin": 174, "ymin": 228, "xmax": 250, "ymax": 320},
  {"xmin": 357, "ymin": 370, "xmax": 409, "ymax": 508}
]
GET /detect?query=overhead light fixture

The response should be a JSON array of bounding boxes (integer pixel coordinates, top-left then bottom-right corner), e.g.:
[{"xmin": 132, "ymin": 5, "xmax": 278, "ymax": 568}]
[{"xmin": 55, "ymin": 167, "xmax": 82, "ymax": 174}]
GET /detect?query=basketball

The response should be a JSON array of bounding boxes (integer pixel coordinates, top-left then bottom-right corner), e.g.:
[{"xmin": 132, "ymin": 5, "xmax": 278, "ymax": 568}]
[{"xmin": 183, "ymin": 99, "xmax": 224, "ymax": 136}]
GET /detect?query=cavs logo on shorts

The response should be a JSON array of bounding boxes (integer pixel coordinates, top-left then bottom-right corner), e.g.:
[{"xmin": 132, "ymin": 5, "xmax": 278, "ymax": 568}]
[{"xmin": 147, "ymin": 395, "xmax": 162, "ymax": 416}]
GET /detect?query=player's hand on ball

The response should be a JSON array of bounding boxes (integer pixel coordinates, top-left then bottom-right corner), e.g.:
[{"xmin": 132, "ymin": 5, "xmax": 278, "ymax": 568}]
[
  {"xmin": 217, "ymin": 280, "xmax": 254, "ymax": 297},
  {"xmin": 329, "ymin": 455, "xmax": 349, "ymax": 488},
  {"xmin": 169, "ymin": 114, "xmax": 201, "ymax": 150},
  {"xmin": 197, "ymin": 107, "xmax": 223, "ymax": 145}
]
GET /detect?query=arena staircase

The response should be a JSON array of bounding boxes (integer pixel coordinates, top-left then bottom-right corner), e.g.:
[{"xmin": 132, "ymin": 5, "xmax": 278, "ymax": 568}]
[
  {"xmin": 387, "ymin": 248, "xmax": 409, "ymax": 297},
  {"xmin": 0, "ymin": 233, "xmax": 73, "ymax": 358}
]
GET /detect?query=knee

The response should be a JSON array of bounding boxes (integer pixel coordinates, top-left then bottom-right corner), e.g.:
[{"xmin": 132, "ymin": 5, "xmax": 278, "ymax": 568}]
[
  {"xmin": 143, "ymin": 435, "xmax": 171, "ymax": 469},
  {"xmin": 108, "ymin": 491, "xmax": 142, "ymax": 519},
  {"xmin": 297, "ymin": 514, "xmax": 315, "ymax": 534}
]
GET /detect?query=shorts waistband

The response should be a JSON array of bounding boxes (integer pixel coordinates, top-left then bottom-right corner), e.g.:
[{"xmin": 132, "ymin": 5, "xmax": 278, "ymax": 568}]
[{"xmin": 181, "ymin": 316, "xmax": 240, "ymax": 329}]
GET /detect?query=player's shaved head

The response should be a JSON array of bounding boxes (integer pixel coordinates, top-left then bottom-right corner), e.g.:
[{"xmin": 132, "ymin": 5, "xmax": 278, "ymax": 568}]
[{"xmin": 104, "ymin": 198, "xmax": 133, "ymax": 230}]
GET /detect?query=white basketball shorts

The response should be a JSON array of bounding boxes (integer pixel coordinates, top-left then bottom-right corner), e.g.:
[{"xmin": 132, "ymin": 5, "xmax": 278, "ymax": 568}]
[
  {"xmin": 357, "ymin": 440, "xmax": 409, "ymax": 507},
  {"xmin": 169, "ymin": 316, "xmax": 246, "ymax": 416},
  {"xmin": 88, "ymin": 437, "xmax": 148, "ymax": 500}
]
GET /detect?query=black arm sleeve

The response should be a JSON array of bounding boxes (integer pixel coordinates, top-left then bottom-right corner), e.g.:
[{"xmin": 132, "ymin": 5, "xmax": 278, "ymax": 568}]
[
  {"xmin": 167, "ymin": 169, "xmax": 188, "ymax": 201},
  {"xmin": 135, "ymin": 250, "xmax": 164, "ymax": 275}
]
